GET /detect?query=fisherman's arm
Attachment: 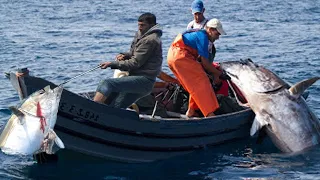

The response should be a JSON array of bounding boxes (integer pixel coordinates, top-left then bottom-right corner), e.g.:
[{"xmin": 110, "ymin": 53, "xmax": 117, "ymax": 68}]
[
  {"xmin": 153, "ymin": 71, "xmax": 180, "ymax": 88},
  {"xmin": 109, "ymin": 39, "xmax": 155, "ymax": 71},
  {"xmin": 157, "ymin": 71, "xmax": 179, "ymax": 84},
  {"xmin": 116, "ymin": 49, "xmax": 133, "ymax": 61},
  {"xmin": 196, "ymin": 33, "xmax": 222, "ymax": 83},
  {"xmin": 200, "ymin": 56, "xmax": 222, "ymax": 84},
  {"xmin": 116, "ymin": 33, "xmax": 139, "ymax": 60},
  {"xmin": 117, "ymin": 50, "xmax": 133, "ymax": 60}
]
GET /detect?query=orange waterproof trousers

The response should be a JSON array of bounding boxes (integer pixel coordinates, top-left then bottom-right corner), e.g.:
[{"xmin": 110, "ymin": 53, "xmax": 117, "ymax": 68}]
[{"xmin": 167, "ymin": 34, "xmax": 219, "ymax": 116}]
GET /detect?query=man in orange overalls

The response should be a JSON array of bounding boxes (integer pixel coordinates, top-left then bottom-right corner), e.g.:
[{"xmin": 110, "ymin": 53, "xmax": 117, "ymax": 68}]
[{"xmin": 167, "ymin": 18, "xmax": 226, "ymax": 117}]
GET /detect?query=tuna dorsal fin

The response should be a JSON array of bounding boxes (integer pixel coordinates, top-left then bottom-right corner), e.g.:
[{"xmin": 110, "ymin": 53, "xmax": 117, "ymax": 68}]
[{"xmin": 289, "ymin": 77, "xmax": 320, "ymax": 98}]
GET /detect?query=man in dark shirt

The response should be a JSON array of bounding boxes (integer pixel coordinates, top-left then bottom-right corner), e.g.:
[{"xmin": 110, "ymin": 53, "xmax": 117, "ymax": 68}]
[{"xmin": 94, "ymin": 13, "xmax": 163, "ymax": 109}]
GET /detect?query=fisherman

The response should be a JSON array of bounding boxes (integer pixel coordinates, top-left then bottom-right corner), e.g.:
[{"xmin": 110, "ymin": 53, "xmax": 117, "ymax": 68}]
[
  {"xmin": 186, "ymin": 0, "xmax": 229, "ymax": 97},
  {"xmin": 187, "ymin": 0, "xmax": 216, "ymax": 61},
  {"xmin": 93, "ymin": 13, "xmax": 163, "ymax": 109},
  {"xmin": 187, "ymin": 0, "xmax": 208, "ymax": 30},
  {"xmin": 167, "ymin": 18, "xmax": 226, "ymax": 117}
]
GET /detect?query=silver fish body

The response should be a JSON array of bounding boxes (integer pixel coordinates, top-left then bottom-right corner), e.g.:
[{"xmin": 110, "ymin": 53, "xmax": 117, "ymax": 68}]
[
  {"xmin": 0, "ymin": 85, "xmax": 65, "ymax": 155},
  {"xmin": 220, "ymin": 59, "xmax": 320, "ymax": 153}
]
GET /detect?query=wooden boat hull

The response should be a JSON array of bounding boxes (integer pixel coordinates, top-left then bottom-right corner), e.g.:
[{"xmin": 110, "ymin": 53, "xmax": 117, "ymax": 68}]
[{"xmin": 6, "ymin": 72, "xmax": 255, "ymax": 163}]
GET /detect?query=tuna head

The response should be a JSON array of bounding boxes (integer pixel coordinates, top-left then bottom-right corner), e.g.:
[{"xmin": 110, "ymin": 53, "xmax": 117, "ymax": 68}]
[
  {"xmin": 220, "ymin": 59, "xmax": 320, "ymax": 153},
  {"xmin": 219, "ymin": 59, "xmax": 289, "ymax": 94},
  {"xmin": 0, "ymin": 85, "xmax": 64, "ymax": 155}
]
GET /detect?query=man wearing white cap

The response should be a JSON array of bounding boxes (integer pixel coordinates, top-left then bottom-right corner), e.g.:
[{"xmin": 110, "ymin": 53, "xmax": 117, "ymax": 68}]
[
  {"xmin": 167, "ymin": 18, "xmax": 226, "ymax": 117},
  {"xmin": 205, "ymin": 18, "xmax": 226, "ymax": 39}
]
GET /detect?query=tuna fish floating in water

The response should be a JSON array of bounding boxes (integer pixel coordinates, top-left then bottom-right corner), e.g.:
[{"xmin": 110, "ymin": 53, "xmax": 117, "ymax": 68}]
[
  {"xmin": 220, "ymin": 59, "xmax": 320, "ymax": 153},
  {"xmin": 0, "ymin": 85, "xmax": 65, "ymax": 155}
]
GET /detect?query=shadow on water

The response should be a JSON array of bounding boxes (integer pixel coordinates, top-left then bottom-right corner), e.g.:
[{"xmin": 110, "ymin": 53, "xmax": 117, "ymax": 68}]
[{"xmin": 21, "ymin": 137, "xmax": 282, "ymax": 180}]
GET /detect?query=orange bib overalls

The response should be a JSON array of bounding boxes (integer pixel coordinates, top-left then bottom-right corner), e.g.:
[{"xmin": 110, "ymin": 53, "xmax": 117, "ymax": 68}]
[{"xmin": 167, "ymin": 34, "xmax": 219, "ymax": 116}]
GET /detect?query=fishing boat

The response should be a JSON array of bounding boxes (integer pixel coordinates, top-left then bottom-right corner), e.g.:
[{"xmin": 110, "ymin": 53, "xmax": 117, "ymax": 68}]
[{"xmin": 5, "ymin": 68, "xmax": 255, "ymax": 163}]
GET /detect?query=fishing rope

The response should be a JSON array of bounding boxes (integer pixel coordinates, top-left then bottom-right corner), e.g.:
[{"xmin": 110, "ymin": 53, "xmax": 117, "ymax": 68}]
[{"xmin": 58, "ymin": 64, "xmax": 101, "ymax": 86}]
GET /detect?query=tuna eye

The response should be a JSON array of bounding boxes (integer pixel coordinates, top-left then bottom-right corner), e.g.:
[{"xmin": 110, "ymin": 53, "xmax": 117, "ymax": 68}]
[{"xmin": 39, "ymin": 89, "xmax": 45, "ymax": 94}]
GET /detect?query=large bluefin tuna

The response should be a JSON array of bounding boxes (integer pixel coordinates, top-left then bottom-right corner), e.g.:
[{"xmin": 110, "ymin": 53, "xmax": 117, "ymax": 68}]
[
  {"xmin": 220, "ymin": 59, "xmax": 320, "ymax": 153},
  {"xmin": 0, "ymin": 85, "xmax": 65, "ymax": 155}
]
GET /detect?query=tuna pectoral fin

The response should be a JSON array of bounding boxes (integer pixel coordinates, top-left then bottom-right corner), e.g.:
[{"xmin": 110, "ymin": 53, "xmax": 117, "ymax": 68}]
[
  {"xmin": 49, "ymin": 130, "xmax": 65, "ymax": 149},
  {"xmin": 9, "ymin": 106, "xmax": 40, "ymax": 120},
  {"xmin": 55, "ymin": 135, "xmax": 65, "ymax": 149},
  {"xmin": 289, "ymin": 77, "xmax": 320, "ymax": 98},
  {"xmin": 250, "ymin": 116, "xmax": 268, "ymax": 136},
  {"xmin": 9, "ymin": 106, "xmax": 24, "ymax": 117},
  {"xmin": 8, "ymin": 106, "xmax": 25, "ymax": 124}
]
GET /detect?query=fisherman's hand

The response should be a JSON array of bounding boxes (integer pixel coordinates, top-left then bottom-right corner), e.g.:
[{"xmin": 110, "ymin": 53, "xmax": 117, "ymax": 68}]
[
  {"xmin": 116, "ymin": 54, "xmax": 126, "ymax": 61},
  {"xmin": 213, "ymin": 76, "xmax": 222, "ymax": 85},
  {"xmin": 15, "ymin": 72, "xmax": 25, "ymax": 77},
  {"xmin": 170, "ymin": 78, "xmax": 180, "ymax": 85},
  {"xmin": 219, "ymin": 72, "xmax": 231, "ymax": 80},
  {"xmin": 100, "ymin": 62, "xmax": 112, "ymax": 69},
  {"xmin": 15, "ymin": 69, "xmax": 29, "ymax": 77}
]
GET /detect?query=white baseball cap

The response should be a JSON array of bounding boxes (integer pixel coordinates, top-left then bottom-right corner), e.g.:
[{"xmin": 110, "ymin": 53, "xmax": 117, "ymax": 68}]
[{"xmin": 206, "ymin": 18, "xmax": 226, "ymax": 35}]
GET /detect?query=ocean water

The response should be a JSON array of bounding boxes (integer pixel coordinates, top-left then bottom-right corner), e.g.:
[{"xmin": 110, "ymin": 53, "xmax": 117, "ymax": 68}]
[{"xmin": 0, "ymin": 0, "xmax": 319, "ymax": 179}]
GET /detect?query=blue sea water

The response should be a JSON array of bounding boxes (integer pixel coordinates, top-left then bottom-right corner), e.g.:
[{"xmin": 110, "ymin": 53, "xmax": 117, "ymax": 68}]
[{"xmin": 0, "ymin": 0, "xmax": 319, "ymax": 179}]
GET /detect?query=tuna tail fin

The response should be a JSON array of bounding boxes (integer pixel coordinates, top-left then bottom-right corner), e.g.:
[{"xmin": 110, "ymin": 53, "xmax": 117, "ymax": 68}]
[{"xmin": 289, "ymin": 77, "xmax": 320, "ymax": 98}]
